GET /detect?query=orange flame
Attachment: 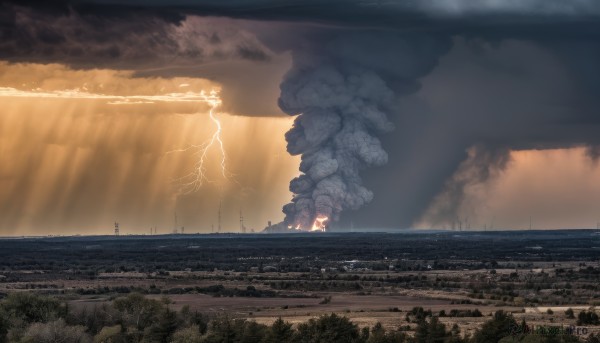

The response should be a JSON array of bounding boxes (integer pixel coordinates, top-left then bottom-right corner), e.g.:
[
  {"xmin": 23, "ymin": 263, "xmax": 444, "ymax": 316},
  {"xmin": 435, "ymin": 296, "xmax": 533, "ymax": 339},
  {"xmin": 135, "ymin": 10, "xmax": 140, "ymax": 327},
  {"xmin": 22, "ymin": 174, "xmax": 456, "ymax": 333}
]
[{"xmin": 310, "ymin": 216, "xmax": 328, "ymax": 232}]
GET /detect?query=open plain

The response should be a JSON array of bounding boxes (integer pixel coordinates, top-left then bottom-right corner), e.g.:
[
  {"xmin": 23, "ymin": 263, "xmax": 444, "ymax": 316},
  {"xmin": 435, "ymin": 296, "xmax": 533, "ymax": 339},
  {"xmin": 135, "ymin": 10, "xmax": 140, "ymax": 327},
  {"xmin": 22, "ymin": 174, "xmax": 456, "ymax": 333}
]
[{"xmin": 1, "ymin": 230, "xmax": 599, "ymax": 338}]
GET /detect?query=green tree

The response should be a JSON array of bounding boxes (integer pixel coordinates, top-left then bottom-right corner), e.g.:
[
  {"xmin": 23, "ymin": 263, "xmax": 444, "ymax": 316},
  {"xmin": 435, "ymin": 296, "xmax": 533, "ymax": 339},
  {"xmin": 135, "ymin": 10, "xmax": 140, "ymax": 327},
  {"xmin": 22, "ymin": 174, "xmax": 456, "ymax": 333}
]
[
  {"xmin": 203, "ymin": 316, "xmax": 239, "ymax": 343},
  {"xmin": 295, "ymin": 314, "xmax": 363, "ymax": 343},
  {"xmin": 564, "ymin": 308, "xmax": 575, "ymax": 319},
  {"xmin": 93, "ymin": 325, "xmax": 126, "ymax": 343},
  {"xmin": 413, "ymin": 316, "xmax": 451, "ymax": 343},
  {"xmin": 0, "ymin": 306, "xmax": 8, "ymax": 343},
  {"xmin": 239, "ymin": 321, "xmax": 267, "ymax": 343},
  {"xmin": 473, "ymin": 311, "xmax": 517, "ymax": 343},
  {"xmin": 406, "ymin": 307, "xmax": 432, "ymax": 323},
  {"xmin": 2, "ymin": 293, "xmax": 65, "ymax": 324},
  {"xmin": 367, "ymin": 323, "xmax": 386, "ymax": 343},
  {"xmin": 21, "ymin": 318, "xmax": 91, "ymax": 343},
  {"xmin": 366, "ymin": 322, "xmax": 406, "ymax": 343},
  {"xmin": 263, "ymin": 318, "xmax": 295, "ymax": 343},
  {"xmin": 113, "ymin": 293, "xmax": 164, "ymax": 331},
  {"xmin": 77, "ymin": 304, "xmax": 121, "ymax": 336},
  {"xmin": 170, "ymin": 325, "xmax": 203, "ymax": 343},
  {"xmin": 144, "ymin": 308, "xmax": 179, "ymax": 343},
  {"xmin": 577, "ymin": 310, "xmax": 599, "ymax": 325},
  {"xmin": 179, "ymin": 306, "xmax": 208, "ymax": 336},
  {"xmin": 449, "ymin": 324, "xmax": 463, "ymax": 343}
]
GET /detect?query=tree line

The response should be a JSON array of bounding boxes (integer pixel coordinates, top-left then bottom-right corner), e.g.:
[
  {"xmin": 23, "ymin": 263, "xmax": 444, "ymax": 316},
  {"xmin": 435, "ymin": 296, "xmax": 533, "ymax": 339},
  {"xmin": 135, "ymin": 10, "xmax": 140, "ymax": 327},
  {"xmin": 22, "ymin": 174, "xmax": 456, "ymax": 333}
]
[{"xmin": 0, "ymin": 293, "xmax": 596, "ymax": 343}]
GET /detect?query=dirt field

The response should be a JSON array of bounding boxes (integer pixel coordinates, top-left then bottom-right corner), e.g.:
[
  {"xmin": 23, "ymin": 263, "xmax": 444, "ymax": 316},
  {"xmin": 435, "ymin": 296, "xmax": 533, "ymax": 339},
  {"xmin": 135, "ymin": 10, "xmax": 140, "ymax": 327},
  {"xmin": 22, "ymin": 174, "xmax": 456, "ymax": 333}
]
[
  {"xmin": 3, "ymin": 232, "xmax": 599, "ymax": 338},
  {"xmin": 67, "ymin": 291, "xmax": 521, "ymax": 336}
]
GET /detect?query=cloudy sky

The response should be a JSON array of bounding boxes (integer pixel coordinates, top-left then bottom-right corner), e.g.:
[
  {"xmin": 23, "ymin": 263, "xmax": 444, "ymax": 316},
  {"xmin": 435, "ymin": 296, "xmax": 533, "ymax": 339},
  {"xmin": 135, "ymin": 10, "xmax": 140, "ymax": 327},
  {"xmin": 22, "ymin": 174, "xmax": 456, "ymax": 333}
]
[{"xmin": 1, "ymin": 0, "xmax": 600, "ymax": 235}]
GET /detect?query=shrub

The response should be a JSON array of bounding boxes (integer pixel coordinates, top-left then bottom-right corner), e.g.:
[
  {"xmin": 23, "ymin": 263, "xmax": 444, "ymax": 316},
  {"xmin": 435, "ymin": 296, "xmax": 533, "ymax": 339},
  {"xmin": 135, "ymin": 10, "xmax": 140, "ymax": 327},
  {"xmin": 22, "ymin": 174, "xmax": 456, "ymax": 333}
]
[
  {"xmin": 263, "ymin": 318, "xmax": 294, "ymax": 343},
  {"xmin": 295, "ymin": 314, "xmax": 361, "ymax": 343},
  {"xmin": 473, "ymin": 311, "xmax": 517, "ymax": 343},
  {"xmin": 112, "ymin": 293, "xmax": 164, "ymax": 330},
  {"xmin": 565, "ymin": 308, "xmax": 575, "ymax": 319},
  {"xmin": 170, "ymin": 325, "xmax": 203, "ymax": 343},
  {"xmin": 93, "ymin": 325, "xmax": 122, "ymax": 343},
  {"xmin": 577, "ymin": 310, "xmax": 599, "ymax": 325},
  {"xmin": 2, "ymin": 293, "xmax": 66, "ymax": 324},
  {"xmin": 21, "ymin": 319, "xmax": 91, "ymax": 343}
]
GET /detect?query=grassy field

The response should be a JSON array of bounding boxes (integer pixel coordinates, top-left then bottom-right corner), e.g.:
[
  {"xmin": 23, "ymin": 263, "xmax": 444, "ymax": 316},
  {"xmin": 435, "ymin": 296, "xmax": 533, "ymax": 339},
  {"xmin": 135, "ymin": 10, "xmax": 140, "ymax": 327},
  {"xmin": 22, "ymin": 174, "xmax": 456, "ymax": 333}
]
[{"xmin": 1, "ymin": 231, "xmax": 599, "ymax": 339}]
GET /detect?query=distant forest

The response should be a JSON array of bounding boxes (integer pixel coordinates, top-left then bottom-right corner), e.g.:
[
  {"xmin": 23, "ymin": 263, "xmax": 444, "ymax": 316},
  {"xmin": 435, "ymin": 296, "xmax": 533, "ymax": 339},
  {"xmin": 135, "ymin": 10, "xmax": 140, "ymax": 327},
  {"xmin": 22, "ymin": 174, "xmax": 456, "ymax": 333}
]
[{"xmin": 0, "ymin": 292, "xmax": 594, "ymax": 343}]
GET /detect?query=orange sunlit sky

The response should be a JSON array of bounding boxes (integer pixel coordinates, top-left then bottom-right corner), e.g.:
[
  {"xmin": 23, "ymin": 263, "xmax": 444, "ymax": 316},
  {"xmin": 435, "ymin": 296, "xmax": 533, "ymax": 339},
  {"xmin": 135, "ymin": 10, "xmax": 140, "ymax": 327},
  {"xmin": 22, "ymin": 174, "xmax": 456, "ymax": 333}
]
[
  {"xmin": 2, "ymin": 61, "xmax": 600, "ymax": 235},
  {"xmin": 2, "ymin": 2, "xmax": 600, "ymax": 234},
  {"xmin": 0, "ymin": 62, "xmax": 299, "ymax": 235}
]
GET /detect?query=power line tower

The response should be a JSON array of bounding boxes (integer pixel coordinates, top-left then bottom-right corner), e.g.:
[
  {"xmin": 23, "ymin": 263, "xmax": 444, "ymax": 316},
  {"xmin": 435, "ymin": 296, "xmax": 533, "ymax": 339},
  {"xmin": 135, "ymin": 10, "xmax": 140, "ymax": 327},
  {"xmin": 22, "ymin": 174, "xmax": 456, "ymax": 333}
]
[
  {"xmin": 114, "ymin": 222, "xmax": 119, "ymax": 236},
  {"xmin": 173, "ymin": 212, "xmax": 178, "ymax": 234},
  {"xmin": 240, "ymin": 209, "xmax": 246, "ymax": 233},
  {"xmin": 218, "ymin": 201, "xmax": 222, "ymax": 233}
]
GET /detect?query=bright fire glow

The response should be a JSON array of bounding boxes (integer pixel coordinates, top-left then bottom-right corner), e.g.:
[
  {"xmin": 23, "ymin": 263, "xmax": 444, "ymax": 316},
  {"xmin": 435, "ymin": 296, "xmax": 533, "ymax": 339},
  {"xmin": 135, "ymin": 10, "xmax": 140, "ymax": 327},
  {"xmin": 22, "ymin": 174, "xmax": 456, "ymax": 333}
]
[{"xmin": 310, "ymin": 216, "xmax": 328, "ymax": 232}]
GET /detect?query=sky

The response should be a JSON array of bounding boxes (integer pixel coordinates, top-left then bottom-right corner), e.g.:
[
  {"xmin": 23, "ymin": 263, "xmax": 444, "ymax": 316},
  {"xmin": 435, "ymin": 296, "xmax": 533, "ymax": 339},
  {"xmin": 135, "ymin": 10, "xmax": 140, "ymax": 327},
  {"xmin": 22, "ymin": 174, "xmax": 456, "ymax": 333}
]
[{"xmin": 1, "ymin": 0, "xmax": 600, "ymax": 235}]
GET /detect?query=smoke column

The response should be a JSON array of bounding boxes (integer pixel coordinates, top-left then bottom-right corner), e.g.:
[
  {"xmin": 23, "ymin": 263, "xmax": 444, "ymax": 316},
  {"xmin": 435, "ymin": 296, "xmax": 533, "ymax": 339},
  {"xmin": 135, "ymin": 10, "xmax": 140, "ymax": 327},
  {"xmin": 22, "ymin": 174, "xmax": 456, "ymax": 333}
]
[{"xmin": 277, "ymin": 32, "xmax": 452, "ymax": 231}]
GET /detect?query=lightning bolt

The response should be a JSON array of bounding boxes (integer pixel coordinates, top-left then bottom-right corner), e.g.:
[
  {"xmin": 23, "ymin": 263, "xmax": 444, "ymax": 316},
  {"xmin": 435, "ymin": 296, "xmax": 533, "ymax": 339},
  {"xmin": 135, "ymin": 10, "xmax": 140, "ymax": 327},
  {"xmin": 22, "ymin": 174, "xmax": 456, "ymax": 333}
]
[
  {"xmin": 0, "ymin": 85, "xmax": 235, "ymax": 193},
  {"xmin": 0, "ymin": 87, "xmax": 239, "ymax": 194},
  {"xmin": 167, "ymin": 90, "xmax": 235, "ymax": 194}
]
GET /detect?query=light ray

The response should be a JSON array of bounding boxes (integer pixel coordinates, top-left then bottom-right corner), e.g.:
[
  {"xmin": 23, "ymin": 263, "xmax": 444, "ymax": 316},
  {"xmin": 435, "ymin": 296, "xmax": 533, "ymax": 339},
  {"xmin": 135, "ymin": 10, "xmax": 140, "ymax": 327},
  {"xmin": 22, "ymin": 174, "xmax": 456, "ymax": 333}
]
[
  {"xmin": 0, "ymin": 86, "xmax": 235, "ymax": 194},
  {"xmin": 0, "ymin": 86, "xmax": 215, "ymax": 104}
]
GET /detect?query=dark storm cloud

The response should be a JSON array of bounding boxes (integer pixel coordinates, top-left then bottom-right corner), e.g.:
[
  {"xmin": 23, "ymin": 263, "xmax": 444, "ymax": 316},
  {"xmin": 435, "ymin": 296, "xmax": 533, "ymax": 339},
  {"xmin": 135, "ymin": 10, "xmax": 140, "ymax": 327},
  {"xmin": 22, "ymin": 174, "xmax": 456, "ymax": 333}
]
[
  {"xmin": 34, "ymin": 0, "xmax": 600, "ymax": 24},
  {"xmin": 0, "ymin": 0, "xmax": 284, "ymax": 116},
  {"xmin": 3, "ymin": 1, "xmax": 596, "ymax": 62},
  {"xmin": 3, "ymin": 0, "xmax": 600, "ymax": 228},
  {"xmin": 0, "ymin": 2, "xmax": 274, "ymax": 69},
  {"xmin": 345, "ymin": 38, "xmax": 600, "ymax": 228}
]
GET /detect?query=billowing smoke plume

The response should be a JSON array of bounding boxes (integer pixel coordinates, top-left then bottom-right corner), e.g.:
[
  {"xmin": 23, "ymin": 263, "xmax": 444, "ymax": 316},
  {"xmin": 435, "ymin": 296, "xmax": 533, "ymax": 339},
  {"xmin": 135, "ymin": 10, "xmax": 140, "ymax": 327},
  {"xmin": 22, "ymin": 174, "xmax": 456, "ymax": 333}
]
[
  {"xmin": 349, "ymin": 37, "xmax": 600, "ymax": 229},
  {"xmin": 277, "ymin": 32, "xmax": 451, "ymax": 230}
]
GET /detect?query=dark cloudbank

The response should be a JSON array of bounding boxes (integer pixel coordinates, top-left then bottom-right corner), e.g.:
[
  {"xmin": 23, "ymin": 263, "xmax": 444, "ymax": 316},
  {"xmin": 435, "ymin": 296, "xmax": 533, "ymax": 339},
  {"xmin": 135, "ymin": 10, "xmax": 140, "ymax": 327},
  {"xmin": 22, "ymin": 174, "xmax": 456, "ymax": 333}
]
[{"xmin": 6, "ymin": 0, "xmax": 600, "ymax": 32}]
